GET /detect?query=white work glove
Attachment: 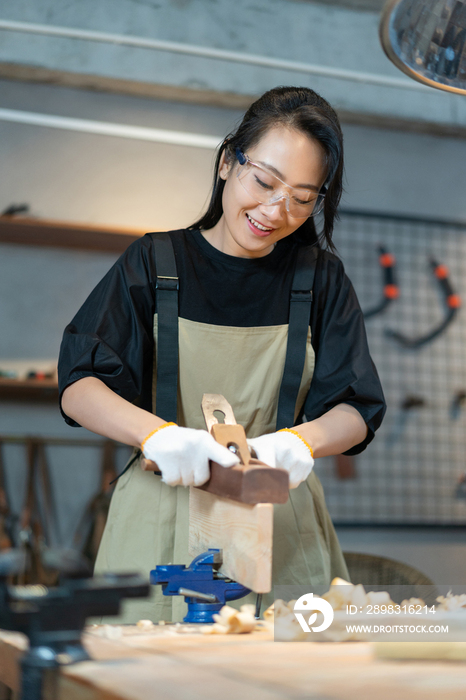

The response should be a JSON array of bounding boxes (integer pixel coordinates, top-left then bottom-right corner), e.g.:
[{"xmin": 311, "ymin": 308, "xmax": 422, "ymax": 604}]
[
  {"xmin": 141, "ymin": 423, "xmax": 239, "ymax": 487},
  {"xmin": 247, "ymin": 429, "xmax": 314, "ymax": 489}
]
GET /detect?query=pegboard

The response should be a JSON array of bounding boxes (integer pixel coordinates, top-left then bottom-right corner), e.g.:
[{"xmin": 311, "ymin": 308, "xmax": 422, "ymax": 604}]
[{"xmin": 316, "ymin": 210, "xmax": 466, "ymax": 525}]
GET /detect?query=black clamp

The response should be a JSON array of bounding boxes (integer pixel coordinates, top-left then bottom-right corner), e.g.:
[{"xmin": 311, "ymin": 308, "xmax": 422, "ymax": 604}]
[
  {"xmin": 385, "ymin": 258, "xmax": 461, "ymax": 349},
  {"xmin": 363, "ymin": 245, "xmax": 399, "ymax": 319}
]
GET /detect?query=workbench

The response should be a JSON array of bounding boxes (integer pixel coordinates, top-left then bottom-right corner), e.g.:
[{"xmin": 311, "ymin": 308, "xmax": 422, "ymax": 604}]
[{"xmin": 1, "ymin": 624, "xmax": 466, "ymax": 700}]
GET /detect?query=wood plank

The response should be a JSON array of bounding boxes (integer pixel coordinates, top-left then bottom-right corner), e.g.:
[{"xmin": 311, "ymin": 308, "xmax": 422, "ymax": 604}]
[
  {"xmin": 0, "ymin": 632, "xmax": 26, "ymax": 692},
  {"xmin": 374, "ymin": 641, "xmax": 466, "ymax": 660},
  {"xmin": 188, "ymin": 487, "xmax": 273, "ymax": 593},
  {"xmin": 53, "ymin": 631, "xmax": 466, "ymax": 700},
  {"xmin": 0, "ymin": 378, "xmax": 59, "ymax": 402},
  {"xmin": 0, "ymin": 217, "xmax": 144, "ymax": 252},
  {"xmin": 3, "ymin": 627, "xmax": 466, "ymax": 700},
  {"xmin": 62, "ymin": 654, "xmax": 288, "ymax": 700}
]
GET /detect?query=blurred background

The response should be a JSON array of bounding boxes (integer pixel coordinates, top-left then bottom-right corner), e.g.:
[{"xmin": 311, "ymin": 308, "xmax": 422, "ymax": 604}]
[{"xmin": 1, "ymin": 0, "xmax": 466, "ymax": 586}]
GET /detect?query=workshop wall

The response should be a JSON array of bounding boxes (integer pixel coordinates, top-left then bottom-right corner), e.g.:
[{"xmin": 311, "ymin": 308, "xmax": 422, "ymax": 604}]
[
  {"xmin": 1, "ymin": 0, "xmax": 464, "ymax": 132},
  {"xmin": 319, "ymin": 212, "xmax": 466, "ymax": 526},
  {"xmin": 2, "ymin": 78, "xmax": 466, "ymax": 583}
]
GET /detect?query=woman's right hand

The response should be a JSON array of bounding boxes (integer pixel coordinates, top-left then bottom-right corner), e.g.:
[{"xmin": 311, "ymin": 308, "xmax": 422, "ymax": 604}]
[{"xmin": 141, "ymin": 424, "xmax": 240, "ymax": 487}]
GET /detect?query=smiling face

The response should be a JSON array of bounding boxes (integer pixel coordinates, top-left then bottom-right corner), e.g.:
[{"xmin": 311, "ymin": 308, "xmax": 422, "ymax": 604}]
[{"xmin": 202, "ymin": 126, "xmax": 327, "ymax": 258}]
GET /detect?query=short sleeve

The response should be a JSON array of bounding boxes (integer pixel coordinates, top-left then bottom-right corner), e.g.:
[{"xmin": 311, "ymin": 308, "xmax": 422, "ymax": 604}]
[
  {"xmin": 58, "ymin": 235, "xmax": 156, "ymax": 426},
  {"xmin": 304, "ymin": 252, "xmax": 386, "ymax": 455}
]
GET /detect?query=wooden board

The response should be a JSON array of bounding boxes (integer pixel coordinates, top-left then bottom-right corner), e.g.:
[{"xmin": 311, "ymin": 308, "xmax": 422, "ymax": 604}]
[
  {"xmin": 374, "ymin": 641, "xmax": 466, "ymax": 660},
  {"xmin": 188, "ymin": 487, "xmax": 273, "ymax": 593},
  {"xmin": 3, "ymin": 626, "xmax": 466, "ymax": 700},
  {"xmin": 0, "ymin": 377, "xmax": 58, "ymax": 402},
  {"xmin": 0, "ymin": 217, "xmax": 144, "ymax": 252}
]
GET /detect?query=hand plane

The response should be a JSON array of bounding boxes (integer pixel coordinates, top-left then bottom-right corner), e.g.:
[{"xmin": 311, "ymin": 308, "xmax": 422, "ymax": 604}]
[{"xmin": 199, "ymin": 393, "xmax": 289, "ymax": 504}]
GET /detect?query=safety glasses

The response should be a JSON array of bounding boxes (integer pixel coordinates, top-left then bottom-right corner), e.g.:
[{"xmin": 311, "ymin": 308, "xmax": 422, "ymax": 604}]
[{"xmin": 235, "ymin": 148, "xmax": 326, "ymax": 219}]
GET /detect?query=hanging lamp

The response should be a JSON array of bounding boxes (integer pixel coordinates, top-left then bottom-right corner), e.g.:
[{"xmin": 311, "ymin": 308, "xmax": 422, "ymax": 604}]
[{"xmin": 380, "ymin": 0, "xmax": 466, "ymax": 94}]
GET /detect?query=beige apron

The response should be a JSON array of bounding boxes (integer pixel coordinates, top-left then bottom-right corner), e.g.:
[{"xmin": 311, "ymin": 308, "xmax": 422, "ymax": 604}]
[{"xmin": 94, "ymin": 316, "xmax": 349, "ymax": 622}]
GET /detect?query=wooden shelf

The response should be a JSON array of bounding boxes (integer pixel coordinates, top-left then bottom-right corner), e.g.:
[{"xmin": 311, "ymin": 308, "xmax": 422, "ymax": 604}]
[
  {"xmin": 0, "ymin": 217, "xmax": 146, "ymax": 252},
  {"xmin": 0, "ymin": 378, "xmax": 59, "ymax": 402}
]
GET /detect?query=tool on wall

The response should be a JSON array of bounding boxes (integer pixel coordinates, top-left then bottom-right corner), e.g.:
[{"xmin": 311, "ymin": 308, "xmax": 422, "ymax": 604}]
[
  {"xmin": 386, "ymin": 394, "xmax": 427, "ymax": 446},
  {"xmin": 400, "ymin": 396, "xmax": 427, "ymax": 411},
  {"xmin": 73, "ymin": 440, "xmax": 117, "ymax": 564},
  {"xmin": 15, "ymin": 439, "xmax": 62, "ymax": 586},
  {"xmin": 151, "ymin": 394, "xmax": 289, "ymax": 623},
  {"xmin": 385, "ymin": 258, "xmax": 461, "ymax": 349},
  {"xmin": 454, "ymin": 473, "xmax": 466, "ymax": 500},
  {"xmin": 0, "ymin": 435, "xmax": 129, "ymax": 581},
  {"xmin": 453, "ymin": 390, "xmax": 466, "ymax": 497},
  {"xmin": 0, "ymin": 203, "xmax": 29, "ymax": 217},
  {"xmin": 334, "ymin": 453, "xmax": 357, "ymax": 480},
  {"xmin": 363, "ymin": 245, "xmax": 399, "ymax": 319},
  {"xmin": 450, "ymin": 390, "xmax": 466, "ymax": 421},
  {"xmin": 0, "ymin": 441, "xmax": 14, "ymax": 551}
]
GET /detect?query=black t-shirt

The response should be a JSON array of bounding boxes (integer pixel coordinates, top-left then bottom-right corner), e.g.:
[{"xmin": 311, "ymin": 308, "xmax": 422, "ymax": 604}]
[{"xmin": 58, "ymin": 229, "xmax": 386, "ymax": 454}]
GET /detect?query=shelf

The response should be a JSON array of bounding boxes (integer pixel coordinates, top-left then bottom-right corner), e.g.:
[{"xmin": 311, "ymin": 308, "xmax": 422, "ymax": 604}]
[
  {"xmin": 0, "ymin": 217, "xmax": 146, "ymax": 252},
  {"xmin": 0, "ymin": 378, "xmax": 59, "ymax": 402}
]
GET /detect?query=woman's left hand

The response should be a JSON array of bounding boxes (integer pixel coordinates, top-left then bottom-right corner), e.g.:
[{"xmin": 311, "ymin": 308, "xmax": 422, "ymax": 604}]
[{"xmin": 247, "ymin": 429, "xmax": 314, "ymax": 489}]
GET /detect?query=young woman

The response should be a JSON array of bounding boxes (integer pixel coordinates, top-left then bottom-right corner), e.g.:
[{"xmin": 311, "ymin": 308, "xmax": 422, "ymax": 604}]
[{"xmin": 59, "ymin": 86, "xmax": 385, "ymax": 622}]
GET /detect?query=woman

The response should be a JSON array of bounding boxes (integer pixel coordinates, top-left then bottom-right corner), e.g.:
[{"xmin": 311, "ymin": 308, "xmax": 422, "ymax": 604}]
[{"xmin": 59, "ymin": 86, "xmax": 385, "ymax": 622}]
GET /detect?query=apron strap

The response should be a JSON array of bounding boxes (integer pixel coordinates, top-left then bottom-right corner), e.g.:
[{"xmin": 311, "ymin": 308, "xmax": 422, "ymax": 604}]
[
  {"xmin": 275, "ymin": 245, "xmax": 319, "ymax": 430},
  {"xmin": 152, "ymin": 233, "xmax": 179, "ymax": 423},
  {"xmin": 152, "ymin": 233, "xmax": 317, "ymax": 432}
]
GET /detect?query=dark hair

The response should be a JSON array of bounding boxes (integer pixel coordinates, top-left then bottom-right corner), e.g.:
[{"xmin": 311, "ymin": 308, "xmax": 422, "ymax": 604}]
[{"xmin": 189, "ymin": 86, "xmax": 344, "ymax": 250}]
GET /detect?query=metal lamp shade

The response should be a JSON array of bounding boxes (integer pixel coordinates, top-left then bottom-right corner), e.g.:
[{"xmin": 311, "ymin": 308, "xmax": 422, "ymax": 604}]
[{"xmin": 380, "ymin": 0, "xmax": 466, "ymax": 94}]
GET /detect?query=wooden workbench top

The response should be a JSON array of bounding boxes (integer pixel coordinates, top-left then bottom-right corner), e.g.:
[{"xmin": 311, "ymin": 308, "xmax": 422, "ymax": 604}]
[{"xmin": 2, "ymin": 624, "xmax": 466, "ymax": 700}]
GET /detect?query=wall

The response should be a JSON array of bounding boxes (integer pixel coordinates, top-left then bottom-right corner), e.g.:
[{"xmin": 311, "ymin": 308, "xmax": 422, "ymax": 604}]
[
  {"xmin": 0, "ymin": 0, "xmax": 464, "ymax": 131},
  {"xmin": 1, "ymin": 76, "xmax": 466, "ymax": 583},
  {"xmin": 2, "ymin": 78, "xmax": 466, "ymax": 228},
  {"xmin": 319, "ymin": 212, "xmax": 466, "ymax": 525}
]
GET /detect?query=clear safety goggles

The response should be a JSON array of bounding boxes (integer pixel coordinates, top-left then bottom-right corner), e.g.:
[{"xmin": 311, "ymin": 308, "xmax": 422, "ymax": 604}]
[{"xmin": 235, "ymin": 148, "xmax": 326, "ymax": 219}]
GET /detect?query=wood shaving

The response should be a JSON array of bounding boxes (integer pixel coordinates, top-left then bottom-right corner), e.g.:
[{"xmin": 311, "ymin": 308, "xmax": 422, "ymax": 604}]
[
  {"xmin": 264, "ymin": 579, "xmax": 399, "ymax": 641},
  {"xmin": 436, "ymin": 592, "xmax": 466, "ymax": 611},
  {"xmin": 263, "ymin": 599, "xmax": 307, "ymax": 641},
  {"xmin": 332, "ymin": 577, "xmax": 353, "ymax": 587},
  {"xmin": 263, "ymin": 581, "xmax": 466, "ymax": 642},
  {"xmin": 202, "ymin": 604, "xmax": 258, "ymax": 634},
  {"xmin": 321, "ymin": 578, "xmax": 396, "ymax": 611},
  {"xmin": 97, "ymin": 624, "xmax": 123, "ymax": 640},
  {"xmin": 136, "ymin": 619, "xmax": 154, "ymax": 630},
  {"xmin": 365, "ymin": 590, "xmax": 395, "ymax": 606},
  {"xmin": 400, "ymin": 597, "xmax": 426, "ymax": 608}
]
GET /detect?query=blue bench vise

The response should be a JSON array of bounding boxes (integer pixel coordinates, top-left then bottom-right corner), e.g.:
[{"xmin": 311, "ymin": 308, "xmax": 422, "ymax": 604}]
[{"xmin": 150, "ymin": 549, "xmax": 250, "ymax": 623}]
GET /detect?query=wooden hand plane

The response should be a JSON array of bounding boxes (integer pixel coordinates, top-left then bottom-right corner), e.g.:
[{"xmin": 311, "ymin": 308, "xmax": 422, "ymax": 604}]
[{"xmin": 199, "ymin": 393, "xmax": 289, "ymax": 505}]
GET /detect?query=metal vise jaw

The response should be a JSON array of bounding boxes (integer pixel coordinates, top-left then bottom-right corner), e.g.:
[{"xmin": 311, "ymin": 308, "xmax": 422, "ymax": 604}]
[{"xmin": 150, "ymin": 549, "xmax": 250, "ymax": 623}]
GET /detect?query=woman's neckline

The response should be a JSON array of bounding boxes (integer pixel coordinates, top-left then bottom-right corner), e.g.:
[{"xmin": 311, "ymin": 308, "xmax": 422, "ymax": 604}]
[{"xmin": 192, "ymin": 228, "xmax": 291, "ymax": 266}]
